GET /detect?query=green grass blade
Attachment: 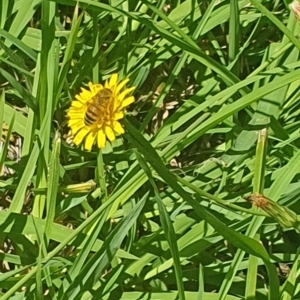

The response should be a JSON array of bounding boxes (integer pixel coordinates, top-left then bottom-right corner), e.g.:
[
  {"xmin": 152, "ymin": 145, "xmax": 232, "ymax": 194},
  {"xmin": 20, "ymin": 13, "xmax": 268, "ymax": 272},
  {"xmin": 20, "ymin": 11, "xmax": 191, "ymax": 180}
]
[
  {"xmin": 8, "ymin": 113, "xmax": 50, "ymax": 213},
  {"xmin": 55, "ymin": 5, "xmax": 82, "ymax": 108},
  {"xmin": 0, "ymin": 111, "xmax": 15, "ymax": 175},
  {"xmin": 44, "ymin": 131, "xmax": 61, "ymax": 246},
  {"xmin": 124, "ymin": 117, "xmax": 277, "ymax": 268},
  {"xmin": 249, "ymin": 0, "xmax": 300, "ymax": 51},
  {"xmin": 57, "ymin": 210, "xmax": 108, "ymax": 297},
  {"xmin": 228, "ymin": 0, "xmax": 240, "ymax": 75},
  {"xmin": 135, "ymin": 150, "xmax": 185, "ymax": 300},
  {"xmin": 61, "ymin": 196, "xmax": 147, "ymax": 300},
  {"xmin": 0, "ymin": 91, "xmax": 5, "ymax": 154}
]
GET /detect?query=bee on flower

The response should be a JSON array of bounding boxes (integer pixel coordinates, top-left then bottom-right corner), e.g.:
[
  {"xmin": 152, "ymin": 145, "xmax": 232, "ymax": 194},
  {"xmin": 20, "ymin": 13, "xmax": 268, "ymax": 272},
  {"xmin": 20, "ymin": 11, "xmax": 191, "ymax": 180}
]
[{"xmin": 67, "ymin": 74, "xmax": 135, "ymax": 151}]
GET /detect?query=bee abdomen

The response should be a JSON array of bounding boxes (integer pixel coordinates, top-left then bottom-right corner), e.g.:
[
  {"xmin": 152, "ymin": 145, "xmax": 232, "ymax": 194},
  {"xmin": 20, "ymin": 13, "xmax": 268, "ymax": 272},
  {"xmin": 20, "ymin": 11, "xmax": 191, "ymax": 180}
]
[{"xmin": 84, "ymin": 105, "xmax": 100, "ymax": 126}]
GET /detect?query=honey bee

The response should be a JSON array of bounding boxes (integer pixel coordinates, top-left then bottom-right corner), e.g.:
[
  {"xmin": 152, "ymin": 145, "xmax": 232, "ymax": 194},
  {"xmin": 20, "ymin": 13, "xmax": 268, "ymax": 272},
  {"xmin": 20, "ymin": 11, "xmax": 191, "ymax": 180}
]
[{"xmin": 84, "ymin": 88, "xmax": 113, "ymax": 126}]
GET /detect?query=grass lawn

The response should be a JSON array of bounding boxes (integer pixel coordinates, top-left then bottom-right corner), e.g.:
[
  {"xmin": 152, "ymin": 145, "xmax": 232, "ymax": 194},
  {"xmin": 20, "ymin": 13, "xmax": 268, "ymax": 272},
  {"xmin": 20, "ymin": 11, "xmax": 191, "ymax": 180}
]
[{"xmin": 1, "ymin": 0, "xmax": 300, "ymax": 299}]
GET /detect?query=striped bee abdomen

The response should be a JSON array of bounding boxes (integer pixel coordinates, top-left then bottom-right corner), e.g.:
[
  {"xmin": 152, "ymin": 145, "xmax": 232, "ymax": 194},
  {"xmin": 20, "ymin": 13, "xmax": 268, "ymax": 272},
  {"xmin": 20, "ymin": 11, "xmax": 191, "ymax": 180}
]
[
  {"xmin": 84, "ymin": 105, "xmax": 101, "ymax": 126},
  {"xmin": 83, "ymin": 88, "xmax": 113, "ymax": 126}
]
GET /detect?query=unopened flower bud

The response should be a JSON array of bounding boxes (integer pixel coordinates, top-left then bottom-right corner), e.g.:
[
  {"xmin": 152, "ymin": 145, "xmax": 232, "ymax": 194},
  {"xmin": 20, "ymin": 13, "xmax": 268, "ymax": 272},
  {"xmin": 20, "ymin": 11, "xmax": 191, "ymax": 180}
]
[
  {"xmin": 59, "ymin": 180, "xmax": 96, "ymax": 194},
  {"xmin": 245, "ymin": 193, "xmax": 300, "ymax": 231}
]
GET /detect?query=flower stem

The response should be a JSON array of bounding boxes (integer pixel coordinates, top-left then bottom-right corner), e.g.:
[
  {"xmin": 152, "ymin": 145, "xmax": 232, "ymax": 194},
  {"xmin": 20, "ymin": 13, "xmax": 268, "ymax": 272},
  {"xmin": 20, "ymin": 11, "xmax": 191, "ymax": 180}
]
[{"xmin": 97, "ymin": 149, "xmax": 107, "ymax": 202}]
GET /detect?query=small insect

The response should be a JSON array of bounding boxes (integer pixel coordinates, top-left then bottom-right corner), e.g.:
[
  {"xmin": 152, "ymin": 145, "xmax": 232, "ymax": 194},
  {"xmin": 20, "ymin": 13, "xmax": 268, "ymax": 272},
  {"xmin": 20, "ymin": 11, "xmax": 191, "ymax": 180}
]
[{"xmin": 84, "ymin": 88, "xmax": 113, "ymax": 126}]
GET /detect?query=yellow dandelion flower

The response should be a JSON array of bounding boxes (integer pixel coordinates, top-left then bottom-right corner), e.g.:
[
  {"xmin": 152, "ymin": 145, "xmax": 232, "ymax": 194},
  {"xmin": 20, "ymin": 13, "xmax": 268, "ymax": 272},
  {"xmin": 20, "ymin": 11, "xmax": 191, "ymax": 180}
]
[{"xmin": 67, "ymin": 74, "xmax": 135, "ymax": 151}]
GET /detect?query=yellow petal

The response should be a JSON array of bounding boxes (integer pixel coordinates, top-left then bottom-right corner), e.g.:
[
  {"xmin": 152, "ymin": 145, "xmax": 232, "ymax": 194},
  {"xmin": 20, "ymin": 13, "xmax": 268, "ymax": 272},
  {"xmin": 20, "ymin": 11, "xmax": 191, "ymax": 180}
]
[
  {"xmin": 95, "ymin": 84, "xmax": 103, "ymax": 93},
  {"xmin": 109, "ymin": 73, "xmax": 118, "ymax": 88},
  {"xmin": 113, "ymin": 121, "xmax": 124, "ymax": 134},
  {"xmin": 113, "ymin": 111, "xmax": 124, "ymax": 120},
  {"xmin": 80, "ymin": 87, "xmax": 90, "ymax": 93},
  {"xmin": 73, "ymin": 127, "xmax": 90, "ymax": 145},
  {"xmin": 68, "ymin": 118, "xmax": 83, "ymax": 126},
  {"xmin": 75, "ymin": 95, "xmax": 87, "ymax": 103},
  {"xmin": 113, "ymin": 97, "xmax": 122, "ymax": 111},
  {"xmin": 105, "ymin": 126, "xmax": 116, "ymax": 142},
  {"xmin": 118, "ymin": 87, "xmax": 135, "ymax": 101},
  {"xmin": 115, "ymin": 78, "xmax": 129, "ymax": 94},
  {"xmin": 70, "ymin": 121, "xmax": 85, "ymax": 135},
  {"xmin": 88, "ymin": 82, "xmax": 94, "ymax": 91},
  {"xmin": 84, "ymin": 131, "xmax": 97, "ymax": 151},
  {"xmin": 68, "ymin": 105, "xmax": 85, "ymax": 113},
  {"xmin": 80, "ymin": 89, "xmax": 93, "ymax": 100},
  {"xmin": 97, "ymin": 130, "xmax": 106, "ymax": 148},
  {"xmin": 69, "ymin": 105, "xmax": 86, "ymax": 114},
  {"xmin": 67, "ymin": 105, "xmax": 86, "ymax": 115},
  {"xmin": 67, "ymin": 111, "xmax": 85, "ymax": 119},
  {"xmin": 89, "ymin": 82, "xmax": 103, "ymax": 94},
  {"xmin": 120, "ymin": 96, "xmax": 135, "ymax": 109},
  {"xmin": 70, "ymin": 100, "xmax": 84, "ymax": 108}
]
